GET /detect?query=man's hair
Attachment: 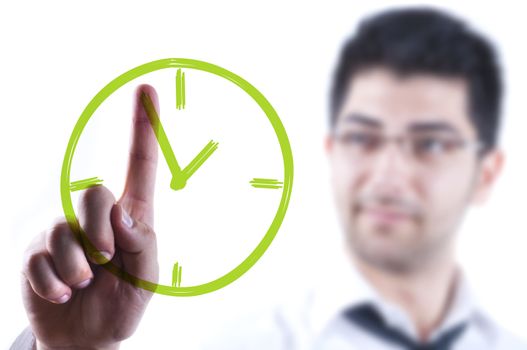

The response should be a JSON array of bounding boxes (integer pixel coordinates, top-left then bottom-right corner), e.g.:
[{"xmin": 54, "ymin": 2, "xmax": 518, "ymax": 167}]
[{"xmin": 330, "ymin": 7, "xmax": 503, "ymax": 153}]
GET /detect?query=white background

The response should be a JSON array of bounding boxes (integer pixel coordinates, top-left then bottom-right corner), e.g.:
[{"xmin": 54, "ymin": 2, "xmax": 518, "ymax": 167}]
[{"xmin": 1, "ymin": 0, "xmax": 526, "ymax": 348}]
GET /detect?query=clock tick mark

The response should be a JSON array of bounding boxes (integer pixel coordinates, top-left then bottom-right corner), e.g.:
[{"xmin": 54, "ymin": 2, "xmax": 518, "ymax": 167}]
[
  {"xmin": 172, "ymin": 262, "xmax": 183, "ymax": 287},
  {"xmin": 176, "ymin": 68, "xmax": 186, "ymax": 110},
  {"xmin": 70, "ymin": 176, "xmax": 103, "ymax": 192},
  {"xmin": 249, "ymin": 178, "xmax": 283, "ymax": 189}
]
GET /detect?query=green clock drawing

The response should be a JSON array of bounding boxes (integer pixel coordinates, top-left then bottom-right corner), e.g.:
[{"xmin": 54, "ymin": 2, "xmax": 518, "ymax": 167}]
[{"xmin": 60, "ymin": 58, "xmax": 293, "ymax": 296}]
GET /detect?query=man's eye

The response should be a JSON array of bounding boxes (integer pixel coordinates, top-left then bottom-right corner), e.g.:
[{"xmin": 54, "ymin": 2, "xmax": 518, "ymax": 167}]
[
  {"xmin": 413, "ymin": 137, "xmax": 455, "ymax": 155},
  {"xmin": 340, "ymin": 132, "xmax": 379, "ymax": 149}
]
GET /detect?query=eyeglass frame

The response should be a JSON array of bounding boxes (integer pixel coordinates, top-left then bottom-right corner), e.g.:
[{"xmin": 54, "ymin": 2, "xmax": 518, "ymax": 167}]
[{"xmin": 329, "ymin": 128, "xmax": 486, "ymax": 168}]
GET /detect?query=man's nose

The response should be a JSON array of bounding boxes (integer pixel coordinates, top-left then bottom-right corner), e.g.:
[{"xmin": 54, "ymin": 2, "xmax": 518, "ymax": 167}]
[{"xmin": 366, "ymin": 141, "xmax": 414, "ymax": 194}]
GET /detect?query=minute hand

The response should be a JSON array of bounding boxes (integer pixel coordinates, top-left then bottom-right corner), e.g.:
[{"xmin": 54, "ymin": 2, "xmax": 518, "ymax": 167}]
[{"xmin": 140, "ymin": 92, "xmax": 186, "ymax": 189}]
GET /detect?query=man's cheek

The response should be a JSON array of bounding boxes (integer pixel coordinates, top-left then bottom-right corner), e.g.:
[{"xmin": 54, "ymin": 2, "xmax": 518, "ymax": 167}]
[
  {"xmin": 332, "ymin": 177, "xmax": 356, "ymax": 222},
  {"xmin": 427, "ymin": 184, "xmax": 468, "ymax": 230},
  {"xmin": 332, "ymin": 164, "xmax": 356, "ymax": 193}
]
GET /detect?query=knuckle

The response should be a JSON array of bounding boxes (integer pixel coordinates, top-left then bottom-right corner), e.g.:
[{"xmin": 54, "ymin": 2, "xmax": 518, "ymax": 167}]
[
  {"xmin": 78, "ymin": 185, "xmax": 115, "ymax": 212},
  {"xmin": 129, "ymin": 149, "xmax": 157, "ymax": 163},
  {"xmin": 23, "ymin": 250, "xmax": 47, "ymax": 276},
  {"xmin": 23, "ymin": 231, "xmax": 45, "ymax": 259},
  {"xmin": 40, "ymin": 283, "xmax": 65, "ymax": 300},
  {"xmin": 46, "ymin": 222, "xmax": 74, "ymax": 251},
  {"xmin": 143, "ymin": 223, "xmax": 155, "ymax": 237},
  {"xmin": 141, "ymin": 223, "xmax": 157, "ymax": 243},
  {"xmin": 50, "ymin": 216, "xmax": 68, "ymax": 228}
]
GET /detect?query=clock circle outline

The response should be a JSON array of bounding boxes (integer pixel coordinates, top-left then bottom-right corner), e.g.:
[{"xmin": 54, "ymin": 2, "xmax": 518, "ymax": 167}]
[{"xmin": 60, "ymin": 58, "xmax": 294, "ymax": 296}]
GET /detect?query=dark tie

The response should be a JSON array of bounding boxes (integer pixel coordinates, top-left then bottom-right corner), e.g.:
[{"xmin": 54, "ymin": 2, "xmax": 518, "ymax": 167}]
[{"xmin": 344, "ymin": 303, "xmax": 467, "ymax": 350}]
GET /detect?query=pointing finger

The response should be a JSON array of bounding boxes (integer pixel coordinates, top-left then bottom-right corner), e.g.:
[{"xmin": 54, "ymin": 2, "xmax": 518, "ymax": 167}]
[{"xmin": 120, "ymin": 84, "xmax": 159, "ymax": 226}]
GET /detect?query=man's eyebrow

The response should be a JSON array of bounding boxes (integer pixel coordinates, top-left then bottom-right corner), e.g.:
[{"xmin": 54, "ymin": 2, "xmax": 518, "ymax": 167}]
[
  {"xmin": 342, "ymin": 113, "xmax": 463, "ymax": 136},
  {"xmin": 407, "ymin": 121, "xmax": 461, "ymax": 136},
  {"xmin": 342, "ymin": 113, "xmax": 382, "ymax": 128}
]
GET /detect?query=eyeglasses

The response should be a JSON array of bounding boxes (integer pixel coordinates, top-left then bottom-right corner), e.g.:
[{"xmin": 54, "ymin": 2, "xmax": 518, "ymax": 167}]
[{"xmin": 331, "ymin": 129, "xmax": 484, "ymax": 169}]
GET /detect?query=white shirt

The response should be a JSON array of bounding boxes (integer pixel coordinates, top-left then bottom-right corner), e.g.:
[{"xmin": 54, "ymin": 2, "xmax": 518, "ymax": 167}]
[{"xmin": 200, "ymin": 251, "xmax": 527, "ymax": 350}]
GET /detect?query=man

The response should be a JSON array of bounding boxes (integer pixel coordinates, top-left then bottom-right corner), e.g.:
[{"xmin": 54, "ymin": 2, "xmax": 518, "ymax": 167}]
[
  {"xmin": 199, "ymin": 7, "xmax": 525, "ymax": 350},
  {"xmin": 12, "ymin": 6, "xmax": 527, "ymax": 350}
]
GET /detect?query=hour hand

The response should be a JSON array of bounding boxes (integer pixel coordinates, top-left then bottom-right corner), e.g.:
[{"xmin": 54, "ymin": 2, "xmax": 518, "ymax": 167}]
[
  {"xmin": 170, "ymin": 139, "xmax": 219, "ymax": 190},
  {"xmin": 181, "ymin": 140, "xmax": 219, "ymax": 180}
]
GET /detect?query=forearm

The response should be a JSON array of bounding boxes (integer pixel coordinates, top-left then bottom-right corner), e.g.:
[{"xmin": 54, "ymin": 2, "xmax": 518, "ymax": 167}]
[{"xmin": 11, "ymin": 327, "xmax": 120, "ymax": 350}]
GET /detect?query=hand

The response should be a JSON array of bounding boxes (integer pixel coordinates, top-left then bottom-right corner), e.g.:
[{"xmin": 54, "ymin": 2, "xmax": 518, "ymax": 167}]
[{"xmin": 21, "ymin": 85, "xmax": 160, "ymax": 350}]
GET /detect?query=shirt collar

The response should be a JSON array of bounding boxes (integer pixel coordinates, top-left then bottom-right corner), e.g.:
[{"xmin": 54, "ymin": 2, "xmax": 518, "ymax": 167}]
[{"xmin": 305, "ymin": 248, "xmax": 487, "ymax": 342}]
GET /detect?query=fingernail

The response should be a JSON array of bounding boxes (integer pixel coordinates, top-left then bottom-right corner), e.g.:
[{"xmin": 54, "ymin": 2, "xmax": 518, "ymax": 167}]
[
  {"xmin": 121, "ymin": 207, "xmax": 133, "ymax": 228},
  {"xmin": 73, "ymin": 278, "xmax": 92, "ymax": 289},
  {"xmin": 53, "ymin": 293, "xmax": 70, "ymax": 304},
  {"xmin": 100, "ymin": 251, "xmax": 112, "ymax": 260},
  {"xmin": 90, "ymin": 250, "xmax": 112, "ymax": 265}
]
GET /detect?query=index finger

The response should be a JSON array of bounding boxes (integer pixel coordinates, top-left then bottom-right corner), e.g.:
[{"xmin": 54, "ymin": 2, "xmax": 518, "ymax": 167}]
[{"xmin": 120, "ymin": 84, "xmax": 159, "ymax": 226}]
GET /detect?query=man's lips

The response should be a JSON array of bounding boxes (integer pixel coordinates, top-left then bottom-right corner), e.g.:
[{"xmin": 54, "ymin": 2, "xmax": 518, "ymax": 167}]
[{"xmin": 360, "ymin": 206, "xmax": 414, "ymax": 225}]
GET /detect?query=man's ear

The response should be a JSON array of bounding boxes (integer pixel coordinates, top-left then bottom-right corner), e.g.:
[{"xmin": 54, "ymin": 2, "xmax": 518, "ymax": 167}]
[{"xmin": 471, "ymin": 148, "xmax": 505, "ymax": 205}]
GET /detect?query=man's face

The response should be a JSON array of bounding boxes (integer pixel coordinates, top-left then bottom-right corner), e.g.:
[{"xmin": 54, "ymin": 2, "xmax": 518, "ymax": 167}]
[{"xmin": 326, "ymin": 67, "xmax": 501, "ymax": 273}]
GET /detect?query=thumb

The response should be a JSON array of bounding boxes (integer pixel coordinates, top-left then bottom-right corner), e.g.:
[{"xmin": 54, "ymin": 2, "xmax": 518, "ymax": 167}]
[{"xmin": 110, "ymin": 203, "xmax": 159, "ymax": 285}]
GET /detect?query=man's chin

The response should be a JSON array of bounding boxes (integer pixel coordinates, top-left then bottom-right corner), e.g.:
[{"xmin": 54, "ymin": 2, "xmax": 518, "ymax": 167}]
[
  {"xmin": 354, "ymin": 244, "xmax": 417, "ymax": 273},
  {"xmin": 348, "ymin": 229, "xmax": 421, "ymax": 273}
]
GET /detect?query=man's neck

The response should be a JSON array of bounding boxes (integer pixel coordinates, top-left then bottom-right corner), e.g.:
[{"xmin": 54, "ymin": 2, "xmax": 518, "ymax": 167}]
[{"xmin": 353, "ymin": 250, "xmax": 459, "ymax": 342}]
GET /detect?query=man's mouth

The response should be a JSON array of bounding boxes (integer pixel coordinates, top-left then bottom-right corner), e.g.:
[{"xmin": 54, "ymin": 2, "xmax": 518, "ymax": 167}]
[{"xmin": 360, "ymin": 206, "xmax": 414, "ymax": 225}]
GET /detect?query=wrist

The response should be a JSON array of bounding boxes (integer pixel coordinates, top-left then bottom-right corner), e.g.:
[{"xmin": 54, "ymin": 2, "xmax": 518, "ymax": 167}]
[{"xmin": 36, "ymin": 340, "xmax": 120, "ymax": 350}]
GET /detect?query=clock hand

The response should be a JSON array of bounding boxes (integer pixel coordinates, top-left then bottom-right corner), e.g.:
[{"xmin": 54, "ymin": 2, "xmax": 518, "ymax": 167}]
[
  {"xmin": 140, "ymin": 92, "xmax": 186, "ymax": 190},
  {"xmin": 141, "ymin": 92, "xmax": 219, "ymax": 190},
  {"xmin": 181, "ymin": 140, "xmax": 219, "ymax": 180}
]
